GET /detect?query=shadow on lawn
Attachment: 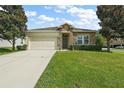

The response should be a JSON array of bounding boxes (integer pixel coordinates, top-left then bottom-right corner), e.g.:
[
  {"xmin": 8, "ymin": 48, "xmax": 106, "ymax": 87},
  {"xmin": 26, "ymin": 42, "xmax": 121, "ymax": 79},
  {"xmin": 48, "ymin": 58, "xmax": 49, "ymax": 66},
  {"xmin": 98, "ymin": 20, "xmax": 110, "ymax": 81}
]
[{"xmin": 0, "ymin": 48, "xmax": 12, "ymax": 52}]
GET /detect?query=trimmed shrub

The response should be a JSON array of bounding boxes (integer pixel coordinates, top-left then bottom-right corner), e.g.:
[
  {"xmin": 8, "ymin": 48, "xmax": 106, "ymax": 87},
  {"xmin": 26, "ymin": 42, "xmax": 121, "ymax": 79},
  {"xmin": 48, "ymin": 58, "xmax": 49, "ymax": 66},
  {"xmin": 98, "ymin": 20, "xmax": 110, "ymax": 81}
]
[
  {"xmin": 69, "ymin": 45, "xmax": 102, "ymax": 51},
  {"xmin": 96, "ymin": 34, "xmax": 105, "ymax": 48},
  {"xmin": 16, "ymin": 44, "xmax": 27, "ymax": 50}
]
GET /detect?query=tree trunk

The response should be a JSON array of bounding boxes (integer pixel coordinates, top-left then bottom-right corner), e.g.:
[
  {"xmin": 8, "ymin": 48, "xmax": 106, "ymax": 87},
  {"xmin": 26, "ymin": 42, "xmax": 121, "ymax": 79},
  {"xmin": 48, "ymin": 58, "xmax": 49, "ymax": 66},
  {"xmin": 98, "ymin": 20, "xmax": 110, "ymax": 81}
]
[
  {"xmin": 107, "ymin": 39, "xmax": 110, "ymax": 52},
  {"xmin": 12, "ymin": 39, "xmax": 15, "ymax": 51},
  {"xmin": 12, "ymin": 34, "xmax": 16, "ymax": 51},
  {"xmin": 120, "ymin": 38, "xmax": 123, "ymax": 47}
]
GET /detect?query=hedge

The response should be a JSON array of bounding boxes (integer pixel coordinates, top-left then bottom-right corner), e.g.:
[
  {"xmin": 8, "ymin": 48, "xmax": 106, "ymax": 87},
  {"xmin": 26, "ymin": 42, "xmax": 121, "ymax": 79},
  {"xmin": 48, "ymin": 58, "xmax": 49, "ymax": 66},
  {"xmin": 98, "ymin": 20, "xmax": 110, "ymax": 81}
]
[{"xmin": 69, "ymin": 45, "xmax": 102, "ymax": 51}]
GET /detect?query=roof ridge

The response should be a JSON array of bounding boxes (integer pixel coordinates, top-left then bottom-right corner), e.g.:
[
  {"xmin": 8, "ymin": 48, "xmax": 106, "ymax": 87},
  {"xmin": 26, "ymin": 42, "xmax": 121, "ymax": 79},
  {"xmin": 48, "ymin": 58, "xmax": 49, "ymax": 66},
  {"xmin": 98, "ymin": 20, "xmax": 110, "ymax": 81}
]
[{"xmin": 28, "ymin": 27, "xmax": 96, "ymax": 31}]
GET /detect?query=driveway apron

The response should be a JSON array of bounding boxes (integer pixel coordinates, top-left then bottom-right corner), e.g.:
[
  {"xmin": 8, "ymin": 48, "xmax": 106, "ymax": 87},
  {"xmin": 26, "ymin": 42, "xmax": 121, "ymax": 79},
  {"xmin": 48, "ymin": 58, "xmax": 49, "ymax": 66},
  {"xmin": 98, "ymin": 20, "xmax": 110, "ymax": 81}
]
[{"xmin": 0, "ymin": 50, "xmax": 56, "ymax": 88}]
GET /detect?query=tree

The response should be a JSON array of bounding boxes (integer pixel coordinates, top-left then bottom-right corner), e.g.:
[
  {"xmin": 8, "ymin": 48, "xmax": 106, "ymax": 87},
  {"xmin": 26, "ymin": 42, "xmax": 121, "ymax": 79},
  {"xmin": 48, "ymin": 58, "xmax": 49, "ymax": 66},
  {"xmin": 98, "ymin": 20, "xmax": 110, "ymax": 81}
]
[
  {"xmin": 0, "ymin": 5, "xmax": 27, "ymax": 50},
  {"xmin": 96, "ymin": 5, "xmax": 124, "ymax": 52}
]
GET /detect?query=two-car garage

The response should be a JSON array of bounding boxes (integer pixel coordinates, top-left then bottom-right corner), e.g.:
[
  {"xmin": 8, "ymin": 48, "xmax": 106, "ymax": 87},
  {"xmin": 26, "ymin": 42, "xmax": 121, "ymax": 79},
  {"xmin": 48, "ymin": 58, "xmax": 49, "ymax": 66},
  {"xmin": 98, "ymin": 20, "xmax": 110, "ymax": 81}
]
[
  {"xmin": 27, "ymin": 30, "xmax": 59, "ymax": 50},
  {"xmin": 30, "ymin": 39, "xmax": 56, "ymax": 50}
]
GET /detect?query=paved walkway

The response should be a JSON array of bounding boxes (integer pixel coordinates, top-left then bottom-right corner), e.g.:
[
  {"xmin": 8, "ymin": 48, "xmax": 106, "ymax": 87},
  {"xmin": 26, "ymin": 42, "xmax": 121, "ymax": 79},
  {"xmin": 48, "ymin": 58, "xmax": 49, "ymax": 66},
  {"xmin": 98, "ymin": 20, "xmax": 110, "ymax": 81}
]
[
  {"xmin": 111, "ymin": 49, "xmax": 124, "ymax": 52},
  {"xmin": 0, "ymin": 50, "xmax": 56, "ymax": 88},
  {"xmin": 102, "ymin": 48, "xmax": 124, "ymax": 52}
]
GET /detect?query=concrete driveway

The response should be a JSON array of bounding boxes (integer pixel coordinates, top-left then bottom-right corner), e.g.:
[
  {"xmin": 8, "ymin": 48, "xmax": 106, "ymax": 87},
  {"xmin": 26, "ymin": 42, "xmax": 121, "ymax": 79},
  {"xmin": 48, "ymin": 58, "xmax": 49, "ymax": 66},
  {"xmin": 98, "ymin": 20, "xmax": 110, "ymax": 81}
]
[{"xmin": 0, "ymin": 50, "xmax": 56, "ymax": 88}]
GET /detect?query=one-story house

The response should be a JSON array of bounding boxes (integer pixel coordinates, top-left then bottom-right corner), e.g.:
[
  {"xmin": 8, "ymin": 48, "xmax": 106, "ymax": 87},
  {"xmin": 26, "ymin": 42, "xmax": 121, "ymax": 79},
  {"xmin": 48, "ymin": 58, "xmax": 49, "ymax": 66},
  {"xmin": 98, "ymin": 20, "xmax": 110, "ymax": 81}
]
[{"xmin": 27, "ymin": 23, "xmax": 96, "ymax": 50}]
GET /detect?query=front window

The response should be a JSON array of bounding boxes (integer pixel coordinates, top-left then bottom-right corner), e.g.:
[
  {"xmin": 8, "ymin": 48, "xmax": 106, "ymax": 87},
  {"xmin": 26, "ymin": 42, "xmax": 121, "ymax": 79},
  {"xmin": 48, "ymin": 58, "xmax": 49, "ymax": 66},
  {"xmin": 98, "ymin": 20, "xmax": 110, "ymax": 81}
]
[
  {"xmin": 77, "ymin": 36, "xmax": 83, "ymax": 44},
  {"xmin": 84, "ymin": 35, "xmax": 89, "ymax": 44},
  {"xmin": 76, "ymin": 35, "xmax": 89, "ymax": 45}
]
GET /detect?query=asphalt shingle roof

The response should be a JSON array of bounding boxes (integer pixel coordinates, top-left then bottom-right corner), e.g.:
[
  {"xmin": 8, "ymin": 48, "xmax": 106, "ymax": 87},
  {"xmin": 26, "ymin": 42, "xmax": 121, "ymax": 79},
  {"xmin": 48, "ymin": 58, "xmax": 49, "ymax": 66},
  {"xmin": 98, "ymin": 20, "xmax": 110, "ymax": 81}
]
[{"xmin": 28, "ymin": 27, "xmax": 96, "ymax": 32}]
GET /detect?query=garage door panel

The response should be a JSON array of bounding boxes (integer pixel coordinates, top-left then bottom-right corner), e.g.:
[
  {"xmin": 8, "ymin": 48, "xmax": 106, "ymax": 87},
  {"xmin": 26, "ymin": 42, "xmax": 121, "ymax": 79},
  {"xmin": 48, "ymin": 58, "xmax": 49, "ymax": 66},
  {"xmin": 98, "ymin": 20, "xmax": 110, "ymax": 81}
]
[
  {"xmin": 30, "ymin": 38, "xmax": 56, "ymax": 41},
  {"xmin": 30, "ymin": 41, "xmax": 56, "ymax": 50}
]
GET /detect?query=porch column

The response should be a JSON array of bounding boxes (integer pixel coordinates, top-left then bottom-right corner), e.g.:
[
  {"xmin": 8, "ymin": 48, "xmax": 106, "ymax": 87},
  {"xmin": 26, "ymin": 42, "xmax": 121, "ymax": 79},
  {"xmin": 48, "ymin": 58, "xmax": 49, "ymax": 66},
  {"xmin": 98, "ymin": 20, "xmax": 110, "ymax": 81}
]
[
  {"xmin": 58, "ymin": 32, "xmax": 62, "ymax": 50},
  {"xmin": 69, "ymin": 32, "xmax": 75, "ymax": 46}
]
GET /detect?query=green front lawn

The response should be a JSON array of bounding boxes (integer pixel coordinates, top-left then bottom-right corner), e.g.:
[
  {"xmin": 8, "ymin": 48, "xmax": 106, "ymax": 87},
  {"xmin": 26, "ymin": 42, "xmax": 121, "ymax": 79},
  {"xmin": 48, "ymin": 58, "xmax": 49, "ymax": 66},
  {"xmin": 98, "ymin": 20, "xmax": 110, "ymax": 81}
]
[
  {"xmin": 35, "ymin": 51, "xmax": 124, "ymax": 88},
  {"xmin": 0, "ymin": 47, "xmax": 16, "ymax": 55}
]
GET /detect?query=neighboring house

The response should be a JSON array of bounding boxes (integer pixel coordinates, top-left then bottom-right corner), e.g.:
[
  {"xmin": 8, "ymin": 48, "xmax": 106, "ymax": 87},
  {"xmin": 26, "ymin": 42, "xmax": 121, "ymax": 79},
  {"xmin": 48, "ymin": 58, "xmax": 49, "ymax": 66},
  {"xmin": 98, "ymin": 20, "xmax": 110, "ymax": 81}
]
[
  {"xmin": 0, "ymin": 39, "xmax": 23, "ymax": 47},
  {"xmin": 27, "ymin": 23, "xmax": 96, "ymax": 50},
  {"xmin": 110, "ymin": 38, "xmax": 124, "ymax": 47}
]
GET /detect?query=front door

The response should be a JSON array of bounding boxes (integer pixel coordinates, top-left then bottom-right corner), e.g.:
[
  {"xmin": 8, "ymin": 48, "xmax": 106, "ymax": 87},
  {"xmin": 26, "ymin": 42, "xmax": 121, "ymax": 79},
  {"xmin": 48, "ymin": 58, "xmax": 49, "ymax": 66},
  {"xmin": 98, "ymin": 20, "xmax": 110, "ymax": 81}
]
[{"xmin": 62, "ymin": 34, "xmax": 69, "ymax": 49}]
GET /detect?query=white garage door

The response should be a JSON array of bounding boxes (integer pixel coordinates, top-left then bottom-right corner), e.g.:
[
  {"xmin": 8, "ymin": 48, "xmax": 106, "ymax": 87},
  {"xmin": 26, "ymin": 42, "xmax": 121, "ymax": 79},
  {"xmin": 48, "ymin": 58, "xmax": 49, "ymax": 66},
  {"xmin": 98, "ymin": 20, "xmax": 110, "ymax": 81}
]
[{"xmin": 30, "ymin": 41, "xmax": 55, "ymax": 50}]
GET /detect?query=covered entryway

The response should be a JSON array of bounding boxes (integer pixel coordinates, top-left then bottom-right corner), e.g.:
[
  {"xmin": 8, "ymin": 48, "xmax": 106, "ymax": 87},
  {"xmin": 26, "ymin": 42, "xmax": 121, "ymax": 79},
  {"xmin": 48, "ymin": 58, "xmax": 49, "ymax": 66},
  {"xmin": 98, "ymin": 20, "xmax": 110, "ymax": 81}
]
[{"xmin": 62, "ymin": 34, "xmax": 69, "ymax": 49}]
